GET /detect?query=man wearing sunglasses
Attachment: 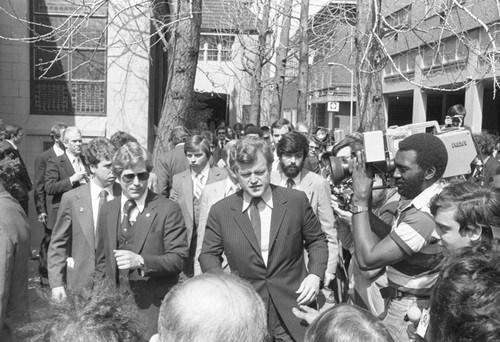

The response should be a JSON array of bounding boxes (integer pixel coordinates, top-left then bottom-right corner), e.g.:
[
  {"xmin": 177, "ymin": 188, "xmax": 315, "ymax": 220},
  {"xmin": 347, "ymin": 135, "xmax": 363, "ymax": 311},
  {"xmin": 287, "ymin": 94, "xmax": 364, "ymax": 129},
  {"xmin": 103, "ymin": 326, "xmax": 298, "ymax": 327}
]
[{"xmin": 96, "ymin": 142, "xmax": 188, "ymax": 339}]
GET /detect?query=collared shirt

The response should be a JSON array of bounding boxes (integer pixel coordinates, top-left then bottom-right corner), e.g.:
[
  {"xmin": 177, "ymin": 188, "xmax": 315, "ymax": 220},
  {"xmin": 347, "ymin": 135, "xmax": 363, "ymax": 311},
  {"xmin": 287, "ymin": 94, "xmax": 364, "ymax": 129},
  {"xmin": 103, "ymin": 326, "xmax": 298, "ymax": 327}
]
[
  {"xmin": 90, "ymin": 179, "xmax": 114, "ymax": 230},
  {"xmin": 271, "ymin": 150, "xmax": 280, "ymax": 172},
  {"xmin": 387, "ymin": 181, "xmax": 445, "ymax": 296},
  {"xmin": 242, "ymin": 186, "xmax": 273, "ymax": 265},
  {"xmin": 278, "ymin": 171, "xmax": 301, "ymax": 190},
  {"xmin": 66, "ymin": 151, "xmax": 83, "ymax": 173},
  {"xmin": 120, "ymin": 190, "xmax": 148, "ymax": 224},
  {"xmin": 224, "ymin": 178, "xmax": 240, "ymax": 197},
  {"xmin": 191, "ymin": 163, "xmax": 210, "ymax": 188},
  {"xmin": 6, "ymin": 139, "xmax": 17, "ymax": 150},
  {"xmin": 53, "ymin": 143, "xmax": 64, "ymax": 157}
]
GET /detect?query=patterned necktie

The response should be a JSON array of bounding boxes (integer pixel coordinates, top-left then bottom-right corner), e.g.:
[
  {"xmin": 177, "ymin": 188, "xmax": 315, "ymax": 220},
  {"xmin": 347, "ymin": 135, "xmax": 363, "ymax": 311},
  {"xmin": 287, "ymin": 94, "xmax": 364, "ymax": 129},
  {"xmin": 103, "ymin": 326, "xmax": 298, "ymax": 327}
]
[
  {"xmin": 286, "ymin": 178, "xmax": 295, "ymax": 189},
  {"xmin": 250, "ymin": 197, "xmax": 262, "ymax": 243},
  {"xmin": 122, "ymin": 199, "xmax": 136, "ymax": 234},
  {"xmin": 95, "ymin": 190, "xmax": 108, "ymax": 249},
  {"xmin": 194, "ymin": 173, "xmax": 204, "ymax": 200}
]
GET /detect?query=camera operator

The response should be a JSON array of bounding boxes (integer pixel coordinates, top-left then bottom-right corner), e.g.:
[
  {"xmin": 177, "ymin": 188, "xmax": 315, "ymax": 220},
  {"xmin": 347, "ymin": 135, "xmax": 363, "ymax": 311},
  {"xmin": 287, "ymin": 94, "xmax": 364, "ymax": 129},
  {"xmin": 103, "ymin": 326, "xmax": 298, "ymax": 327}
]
[{"xmin": 350, "ymin": 133, "xmax": 447, "ymax": 342}]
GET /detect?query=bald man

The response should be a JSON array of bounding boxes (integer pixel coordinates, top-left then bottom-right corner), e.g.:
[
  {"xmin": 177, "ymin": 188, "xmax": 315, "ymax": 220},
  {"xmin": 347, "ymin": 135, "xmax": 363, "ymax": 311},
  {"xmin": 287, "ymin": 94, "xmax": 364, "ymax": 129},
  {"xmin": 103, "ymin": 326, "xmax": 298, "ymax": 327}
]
[{"xmin": 151, "ymin": 273, "xmax": 267, "ymax": 342}]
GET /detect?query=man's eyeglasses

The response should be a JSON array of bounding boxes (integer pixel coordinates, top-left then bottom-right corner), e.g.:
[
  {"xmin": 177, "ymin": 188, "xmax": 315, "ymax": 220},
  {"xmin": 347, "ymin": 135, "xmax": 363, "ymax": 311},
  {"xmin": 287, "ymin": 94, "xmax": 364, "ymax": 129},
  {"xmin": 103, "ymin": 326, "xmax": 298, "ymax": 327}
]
[{"xmin": 122, "ymin": 172, "xmax": 150, "ymax": 183}]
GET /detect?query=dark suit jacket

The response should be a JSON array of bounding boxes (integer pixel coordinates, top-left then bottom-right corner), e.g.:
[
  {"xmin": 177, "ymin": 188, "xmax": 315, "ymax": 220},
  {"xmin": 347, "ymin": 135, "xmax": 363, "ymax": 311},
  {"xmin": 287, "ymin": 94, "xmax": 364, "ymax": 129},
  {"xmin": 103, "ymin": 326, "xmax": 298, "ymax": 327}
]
[
  {"xmin": 45, "ymin": 153, "xmax": 90, "ymax": 213},
  {"xmin": 96, "ymin": 190, "xmax": 188, "ymax": 307},
  {"xmin": 0, "ymin": 140, "xmax": 32, "ymax": 203},
  {"xmin": 170, "ymin": 167, "xmax": 227, "ymax": 243},
  {"xmin": 48, "ymin": 182, "xmax": 121, "ymax": 291},
  {"xmin": 200, "ymin": 185, "xmax": 328, "ymax": 342},
  {"xmin": 469, "ymin": 156, "xmax": 500, "ymax": 186},
  {"xmin": 0, "ymin": 191, "xmax": 30, "ymax": 342},
  {"xmin": 154, "ymin": 144, "xmax": 189, "ymax": 197},
  {"xmin": 34, "ymin": 146, "xmax": 58, "ymax": 227}
]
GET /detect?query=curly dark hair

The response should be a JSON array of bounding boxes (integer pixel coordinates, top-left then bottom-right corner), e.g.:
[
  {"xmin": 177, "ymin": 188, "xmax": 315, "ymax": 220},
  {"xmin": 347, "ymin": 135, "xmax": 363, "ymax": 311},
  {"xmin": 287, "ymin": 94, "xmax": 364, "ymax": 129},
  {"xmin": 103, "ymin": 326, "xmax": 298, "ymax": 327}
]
[
  {"xmin": 398, "ymin": 133, "xmax": 448, "ymax": 180},
  {"xmin": 21, "ymin": 280, "xmax": 146, "ymax": 342},
  {"xmin": 276, "ymin": 131, "xmax": 308, "ymax": 158},
  {"xmin": 429, "ymin": 239, "xmax": 500, "ymax": 342}
]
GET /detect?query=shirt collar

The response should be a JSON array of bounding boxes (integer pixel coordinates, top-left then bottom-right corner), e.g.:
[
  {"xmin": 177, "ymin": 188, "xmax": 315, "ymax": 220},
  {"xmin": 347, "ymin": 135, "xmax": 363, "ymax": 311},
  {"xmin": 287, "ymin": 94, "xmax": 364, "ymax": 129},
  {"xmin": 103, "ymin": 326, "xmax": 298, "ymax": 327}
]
[
  {"xmin": 191, "ymin": 163, "xmax": 210, "ymax": 179},
  {"xmin": 6, "ymin": 139, "xmax": 17, "ymax": 150},
  {"xmin": 90, "ymin": 178, "xmax": 114, "ymax": 200},
  {"xmin": 279, "ymin": 170, "xmax": 301, "ymax": 188},
  {"xmin": 53, "ymin": 144, "xmax": 65, "ymax": 156},
  {"xmin": 121, "ymin": 190, "xmax": 148, "ymax": 214},
  {"xmin": 225, "ymin": 178, "xmax": 239, "ymax": 195},
  {"xmin": 401, "ymin": 180, "xmax": 444, "ymax": 212},
  {"xmin": 66, "ymin": 150, "xmax": 79, "ymax": 162},
  {"xmin": 242, "ymin": 185, "xmax": 273, "ymax": 212}
]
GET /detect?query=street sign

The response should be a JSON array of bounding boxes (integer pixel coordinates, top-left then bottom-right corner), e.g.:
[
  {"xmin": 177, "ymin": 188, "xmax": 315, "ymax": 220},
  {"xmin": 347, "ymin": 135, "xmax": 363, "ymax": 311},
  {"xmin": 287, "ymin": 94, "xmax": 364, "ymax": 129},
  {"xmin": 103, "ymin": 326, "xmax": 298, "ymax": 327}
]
[{"xmin": 328, "ymin": 101, "xmax": 339, "ymax": 112}]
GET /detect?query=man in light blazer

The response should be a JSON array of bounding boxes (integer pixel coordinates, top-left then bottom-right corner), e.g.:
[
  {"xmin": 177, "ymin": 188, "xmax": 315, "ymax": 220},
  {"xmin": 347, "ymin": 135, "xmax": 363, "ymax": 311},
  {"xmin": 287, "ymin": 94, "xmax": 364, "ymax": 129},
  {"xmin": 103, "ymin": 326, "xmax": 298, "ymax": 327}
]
[
  {"xmin": 96, "ymin": 142, "xmax": 188, "ymax": 339},
  {"xmin": 48, "ymin": 138, "xmax": 120, "ymax": 301},
  {"xmin": 271, "ymin": 131, "xmax": 338, "ymax": 286},
  {"xmin": 194, "ymin": 140, "xmax": 238, "ymax": 274},
  {"xmin": 170, "ymin": 135, "xmax": 227, "ymax": 276},
  {"xmin": 200, "ymin": 137, "xmax": 328, "ymax": 342}
]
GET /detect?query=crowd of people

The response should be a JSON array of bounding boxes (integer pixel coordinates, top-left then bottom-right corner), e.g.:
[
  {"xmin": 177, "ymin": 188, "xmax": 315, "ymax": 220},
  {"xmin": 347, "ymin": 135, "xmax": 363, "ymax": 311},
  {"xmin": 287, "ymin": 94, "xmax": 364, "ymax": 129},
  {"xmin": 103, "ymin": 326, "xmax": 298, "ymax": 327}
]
[{"xmin": 0, "ymin": 112, "xmax": 499, "ymax": 342}]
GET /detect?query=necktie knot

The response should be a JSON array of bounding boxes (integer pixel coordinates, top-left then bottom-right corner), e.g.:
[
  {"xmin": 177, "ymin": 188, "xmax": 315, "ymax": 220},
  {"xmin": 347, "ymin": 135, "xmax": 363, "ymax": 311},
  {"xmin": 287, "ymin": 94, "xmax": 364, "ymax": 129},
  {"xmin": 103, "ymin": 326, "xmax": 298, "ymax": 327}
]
[
  {"xmin": 251, "ymin": 197, "xmax": 262, "ymax": 207},
  {"xmin": 124, "ymin": 200, "xmax": 136, "ymax": 217},
  {"xmin": 286, "ymin": 178, "xmax": 295, "ymax": 189},
  {"xmin": 99, "ymin": 189, "xmax": 108, "ymax": 199}
]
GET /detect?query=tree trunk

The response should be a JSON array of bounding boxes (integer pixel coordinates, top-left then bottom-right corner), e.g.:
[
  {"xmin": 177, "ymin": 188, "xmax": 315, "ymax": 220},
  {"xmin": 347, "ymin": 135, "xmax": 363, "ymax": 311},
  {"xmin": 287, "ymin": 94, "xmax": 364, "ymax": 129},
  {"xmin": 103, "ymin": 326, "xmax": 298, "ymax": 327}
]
[
  {"xmin": 297, "ymin": 0, "xmax": 310, "ymax": 123},
  {"xmin": 355, "ymin": 0, "xmax": 385, "ymax": 132},
  {"xmin": 270, "ymin": 0, "xmax": 293, "ymax": 123},
  {"xmin": 153, "ymin": 0, "xmax": 202, "ymax": 162},
  {"xmin": 249, "ymin": 0, "xmax": 271, "ymax": 126}
]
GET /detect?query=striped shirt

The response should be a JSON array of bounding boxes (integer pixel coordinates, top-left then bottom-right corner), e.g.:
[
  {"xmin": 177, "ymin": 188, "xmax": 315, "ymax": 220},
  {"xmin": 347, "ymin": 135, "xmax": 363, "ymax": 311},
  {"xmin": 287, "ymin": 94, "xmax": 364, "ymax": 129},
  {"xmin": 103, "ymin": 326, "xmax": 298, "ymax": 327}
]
[{"xmin": 387, "ymin": 181, "xmax": 444, "ymax": 296}]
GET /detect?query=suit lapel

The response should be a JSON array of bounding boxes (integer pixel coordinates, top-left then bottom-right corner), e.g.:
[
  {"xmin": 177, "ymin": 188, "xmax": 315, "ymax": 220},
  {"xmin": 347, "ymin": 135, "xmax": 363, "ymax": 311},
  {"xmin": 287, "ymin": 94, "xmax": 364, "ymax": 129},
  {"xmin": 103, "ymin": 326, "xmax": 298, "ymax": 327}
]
[
  {"xmin": 231, "ymin": 193, "xmax": 263, "ymax": 258},
  {"xmin": 269, "ymin": 186, "xmax": 287, "ymax": 252},
  {"xmin": 183, "ymin": 171, "xmax": 194, "ymax": 218},
  {"xmin": 106, "ymin": 197, "xmax": 121, "ymax": 260},
  {"xmin": 299, "ymin": 170, "xmax": 313, "ymax": 198},
  {"xmin": 60, "ymin": 154, "xmax": 75, "ymax": 176},
  {"xmin": 76, "ymin": 185, "xmax": 95, "ymax": 251},
  {"xmin": 132, "ymin": 191, "xmax": 157, "ymax": 253}
]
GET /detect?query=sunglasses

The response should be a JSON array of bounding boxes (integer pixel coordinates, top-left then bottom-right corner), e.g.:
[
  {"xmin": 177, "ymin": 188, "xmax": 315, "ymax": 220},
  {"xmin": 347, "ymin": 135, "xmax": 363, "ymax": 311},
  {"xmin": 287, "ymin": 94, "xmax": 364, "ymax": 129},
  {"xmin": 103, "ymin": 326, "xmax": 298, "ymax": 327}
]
[{"xmin": 121, "ymin": 172, "xmax": 149, "ymax": 183}]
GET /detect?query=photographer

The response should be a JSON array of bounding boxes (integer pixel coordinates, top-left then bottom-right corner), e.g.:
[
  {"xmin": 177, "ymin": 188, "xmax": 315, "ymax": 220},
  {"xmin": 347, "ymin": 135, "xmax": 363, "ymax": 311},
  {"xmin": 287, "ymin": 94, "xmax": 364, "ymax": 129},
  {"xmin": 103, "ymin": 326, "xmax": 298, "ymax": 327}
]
[{"xmin": 350, "ymin": 133, "xmax": 447, "ymax": 342}]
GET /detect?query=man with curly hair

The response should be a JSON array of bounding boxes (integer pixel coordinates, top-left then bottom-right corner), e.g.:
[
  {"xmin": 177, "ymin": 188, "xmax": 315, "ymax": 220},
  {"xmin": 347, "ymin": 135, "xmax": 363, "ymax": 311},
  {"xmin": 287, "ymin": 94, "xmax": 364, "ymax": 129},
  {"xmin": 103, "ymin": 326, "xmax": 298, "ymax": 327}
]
[{"xmin": 351, "ymin": 133, "xmax": 448, "ymax": 342}]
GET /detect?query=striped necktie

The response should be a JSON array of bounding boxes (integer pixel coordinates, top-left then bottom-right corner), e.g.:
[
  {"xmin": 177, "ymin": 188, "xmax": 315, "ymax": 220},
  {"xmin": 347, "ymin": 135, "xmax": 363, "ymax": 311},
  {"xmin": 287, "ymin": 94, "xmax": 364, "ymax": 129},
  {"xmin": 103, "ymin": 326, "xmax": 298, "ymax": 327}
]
[{"xmin": 194, "ymin": 173, "xmax": 204, "ymax": 200}]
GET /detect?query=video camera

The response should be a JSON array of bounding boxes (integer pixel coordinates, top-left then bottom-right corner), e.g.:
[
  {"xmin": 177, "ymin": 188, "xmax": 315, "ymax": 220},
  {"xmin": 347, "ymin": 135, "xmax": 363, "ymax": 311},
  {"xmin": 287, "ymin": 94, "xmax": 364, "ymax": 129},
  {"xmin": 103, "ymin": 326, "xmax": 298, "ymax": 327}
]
[{"xmin": 324, "ymin": 120, "xmax": 477, "ymax": 187}]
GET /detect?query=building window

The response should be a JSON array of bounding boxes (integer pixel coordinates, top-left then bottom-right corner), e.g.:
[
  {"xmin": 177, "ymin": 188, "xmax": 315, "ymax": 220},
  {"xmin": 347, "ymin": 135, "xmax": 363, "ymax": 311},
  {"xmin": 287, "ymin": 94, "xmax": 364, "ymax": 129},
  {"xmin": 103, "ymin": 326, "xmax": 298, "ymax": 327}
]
[
  {"xmin": 30, "ymin": 0, "xmax": 108, "ymax": 115},
  {"xmin": 386, "ymin": 5, "xmax": 412, "ymax": 30},
  {"xmin": 199, "ymin": 34, "xmax": 235, "ymax": 62}
]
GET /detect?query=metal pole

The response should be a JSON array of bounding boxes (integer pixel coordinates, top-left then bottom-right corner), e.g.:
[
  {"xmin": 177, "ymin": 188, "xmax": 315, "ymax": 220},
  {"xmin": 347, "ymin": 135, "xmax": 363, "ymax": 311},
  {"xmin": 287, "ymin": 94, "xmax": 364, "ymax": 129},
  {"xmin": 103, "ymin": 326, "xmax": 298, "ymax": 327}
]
[{"xmin": 349, "ymin": 70, "xmax": 354, "ymax": 133}]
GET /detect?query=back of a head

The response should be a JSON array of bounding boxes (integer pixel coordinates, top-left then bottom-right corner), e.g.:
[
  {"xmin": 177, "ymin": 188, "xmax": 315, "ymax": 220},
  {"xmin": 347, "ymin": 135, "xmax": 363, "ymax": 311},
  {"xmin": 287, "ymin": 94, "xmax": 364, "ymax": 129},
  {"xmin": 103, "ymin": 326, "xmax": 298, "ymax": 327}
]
[
  {"xmin": 447, "ymin": 104, "xmax": 466, "ymax": 117},
  {"xmin": 429, "ymin": 239, "xmax": 500, "ymax": 342},
  {"xmin": 157, "ymin": 273, "xmax": 267, "ymax": 342},
  {"xmin": 304, "ymin": 304, "xmax": 394, "ymax": 342}
]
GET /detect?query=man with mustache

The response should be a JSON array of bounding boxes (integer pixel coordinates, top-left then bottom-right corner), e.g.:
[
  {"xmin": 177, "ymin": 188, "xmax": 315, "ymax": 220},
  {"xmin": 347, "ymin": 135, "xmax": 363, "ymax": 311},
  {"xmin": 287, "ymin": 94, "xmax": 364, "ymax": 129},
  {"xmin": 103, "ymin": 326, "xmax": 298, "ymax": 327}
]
[{"xmin": 350, "ymin": 133, "xmax": 448, "ymax": 342}]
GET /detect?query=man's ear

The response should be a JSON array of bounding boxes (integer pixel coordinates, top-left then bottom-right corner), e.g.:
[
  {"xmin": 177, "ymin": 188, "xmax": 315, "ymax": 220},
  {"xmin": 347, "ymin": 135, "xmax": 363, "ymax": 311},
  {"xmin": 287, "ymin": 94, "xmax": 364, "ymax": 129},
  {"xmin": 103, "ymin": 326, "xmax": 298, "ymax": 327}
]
[
  {"xmin": 424, "ymin": 166, "xmax": 437, "ymax": 180},
  {"xmin": 89, "ymin": 164, "xmax": 97, "ymax": 175},
  {"xmin": 468, "ymin": 226, "xmax": 483, "ymax": 242},
  {"xmin": 149, "ymin": 333, "xmax": 159, "ymax": 342}
]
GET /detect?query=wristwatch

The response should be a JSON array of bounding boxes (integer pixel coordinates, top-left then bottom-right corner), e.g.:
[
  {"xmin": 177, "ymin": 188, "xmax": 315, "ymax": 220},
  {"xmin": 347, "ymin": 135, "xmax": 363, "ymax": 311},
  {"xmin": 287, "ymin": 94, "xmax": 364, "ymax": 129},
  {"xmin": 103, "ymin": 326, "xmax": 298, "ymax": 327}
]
[{"xmin": 350, "ymin": 204, "xmax": 369, "ymax": 214}]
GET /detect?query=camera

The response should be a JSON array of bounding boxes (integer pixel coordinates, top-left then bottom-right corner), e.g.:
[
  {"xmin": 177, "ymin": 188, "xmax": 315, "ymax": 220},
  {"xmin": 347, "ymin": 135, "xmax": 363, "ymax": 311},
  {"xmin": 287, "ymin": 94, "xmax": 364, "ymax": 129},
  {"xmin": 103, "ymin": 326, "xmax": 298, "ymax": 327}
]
[
  {"xmin": 324, "ymin": 121, "xmax": 478, "ymax": 186},
  {"xmin": 331, "ymin": 180, "xmax": 354, "ymax": 211}
]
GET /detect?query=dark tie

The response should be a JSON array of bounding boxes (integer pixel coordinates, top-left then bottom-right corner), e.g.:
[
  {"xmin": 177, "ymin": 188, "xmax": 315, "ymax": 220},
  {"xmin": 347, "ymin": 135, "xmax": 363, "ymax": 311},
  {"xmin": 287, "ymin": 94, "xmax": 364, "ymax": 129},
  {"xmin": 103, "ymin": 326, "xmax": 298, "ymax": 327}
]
[
  {"xmin": 95, "ymin": 189, "xmax": 108, "ymax": 249},
  {"xmin": 286, "ymin": 178, "xmax": 295, "ymax": 189},
  {"xmin": 122, "ymin": 199, "xmax": 136, "ymax": 234},
  {"xmin": 250, "ymin": 197, "xmax": 262, "ymax": 244}
]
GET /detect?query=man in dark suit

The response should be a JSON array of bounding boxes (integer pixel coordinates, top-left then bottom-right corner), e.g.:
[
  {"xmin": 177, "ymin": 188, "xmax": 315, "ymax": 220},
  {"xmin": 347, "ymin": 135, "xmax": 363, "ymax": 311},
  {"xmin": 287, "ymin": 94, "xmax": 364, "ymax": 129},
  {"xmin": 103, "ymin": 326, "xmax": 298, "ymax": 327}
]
[
  {"xmin": 48, "ymin": 138, "xmax": 120, "ymax": 301},
  {"xmin": 0, "ymin": 154, "xmax": 30, "ymax": 342},
  {"xmin": 469, "ymin": 132, "xmax": 500, "ymax": 187},
  {"xmin": 45, "ymin": 126, "xmax": 90, "ymax": 220},
  {"xmin": 212, "ymin": 126, "xmax": 227, "ymax": 165},
  {"xmin": 33, "ymin": 122, "xmax": 67, "ymax": 286},
  {"xmin": 171, "ymin": 135, "xmax": 227, "ymax": 276},
  {"xmin": 34, "ymin": 122, "xmax": 68, "ymax": 229},
  {"xmin": 0, "ymin": 123, "xmax": 32, "ymax": 214},
  {"xmin": 154, "ymin": 126, "xmax": 190, "ymax": 197},
  {"xmin": 200, "ymin": 137, "xmax": 328, "ymax": 342},
  {"xmin": 96, "ymin": 142, "xmax": 188, "ymax": 339}
]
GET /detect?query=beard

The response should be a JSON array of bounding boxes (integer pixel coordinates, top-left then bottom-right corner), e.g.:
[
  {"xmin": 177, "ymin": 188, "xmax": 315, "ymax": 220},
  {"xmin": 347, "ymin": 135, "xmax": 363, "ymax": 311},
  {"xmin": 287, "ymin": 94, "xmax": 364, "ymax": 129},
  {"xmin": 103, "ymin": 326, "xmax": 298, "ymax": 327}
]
[
  {"xmin": 396, "ymin": 171, "xmax": 426, "ymax": 199},
  {"xmin": 280, "ymin": 160, "xmax": 302, "ymax": 178}
]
